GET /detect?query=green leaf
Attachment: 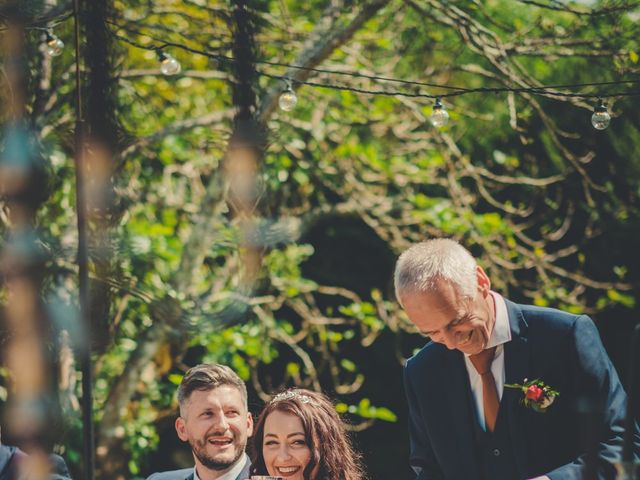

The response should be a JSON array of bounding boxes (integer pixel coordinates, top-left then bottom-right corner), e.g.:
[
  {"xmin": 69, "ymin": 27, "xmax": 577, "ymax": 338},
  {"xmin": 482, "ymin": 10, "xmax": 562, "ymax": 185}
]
[
  {"xmin": 335, "ymin": 402, "xmax": 348, "ymax": 414},
  {"xmin": 128, "ymin": 460, "xmax": 140, "ymax": 475},
  {"xmin": 340, "ymin": 359, "xmax": 357, "ymax": 372},
  {"xmin": 533, "ymin": 297, "xmax": 548, "ymax": 307},
  {"xmin": 606, "ymin": 289, "xmax": 635, "ymax": 308},
  {"xmin": 286, "ymin": 362, "xmax": 300, "ymax": 376},
  {"xmin": 373, "ymin": 407, "xmax": 398, "ymax": 422}
]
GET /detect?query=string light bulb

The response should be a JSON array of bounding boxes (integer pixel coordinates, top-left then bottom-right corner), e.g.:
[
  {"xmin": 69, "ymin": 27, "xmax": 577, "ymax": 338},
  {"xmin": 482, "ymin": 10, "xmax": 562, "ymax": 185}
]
[
  {"xmin": 430, "ymin": 97, "xmax": 449, "ymax": 127},
  {"xmin": 157, "ymin": 50, "xmax": 181, "ymax": 76},
  {"xmin": 591, "ymin": 99, "xmax": 611, "ymax": 130},
  {"xmin": 278, "ymin": 79, "xmax": 297, "ymax": 112},
  {"xmin": 45, "ymin": 30, "xmax": 64, "ymax": 57}
]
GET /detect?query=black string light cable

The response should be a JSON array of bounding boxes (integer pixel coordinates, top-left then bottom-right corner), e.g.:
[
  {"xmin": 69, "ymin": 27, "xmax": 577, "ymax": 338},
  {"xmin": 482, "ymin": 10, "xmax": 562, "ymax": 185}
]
[
  {"xmin": 109, "ymin": 25, "xmax": 640, "ymax": 130},
  {"xmin": 110, "ymin": 22, "xmax": 476, "ymax": 93},
  {"xmin": 37, "ymin": 18, "xmax": 640, "ymax": 100},
  {"xmin": 261, "ymin": 73, "xmax": 638, "ymax": 129},
  {"xmin": 111, "ymin": 27, "xmax": 640, "ymax": 96},
  {"xmin": 265, "ymin": 72, "xmax": 640, "ymax": 100},
  {"xmin": 0, "ymin": 10, "xmax": 74, "ymax": 31},
  {"xmin": 516, "ymin": 0, "xmax": 640, "ymax": 16},
  {"xmin": 21, "ymin": 16, "xmax": 640, "ymax": 130}
]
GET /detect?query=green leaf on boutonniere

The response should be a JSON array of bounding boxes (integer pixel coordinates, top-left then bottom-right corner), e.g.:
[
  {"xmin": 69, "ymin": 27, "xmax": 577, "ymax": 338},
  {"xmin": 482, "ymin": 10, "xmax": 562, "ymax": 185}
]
[{"xmin": 505, "ymin": 378, "xmax": 559, "ymax": 413}]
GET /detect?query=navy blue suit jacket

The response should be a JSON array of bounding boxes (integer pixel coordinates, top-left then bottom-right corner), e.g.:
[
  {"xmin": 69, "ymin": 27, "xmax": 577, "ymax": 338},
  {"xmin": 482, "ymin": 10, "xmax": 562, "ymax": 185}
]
[
  {"xmin": 403, "ymin": 300, "xmax": 640, "ymax": 480},
  {"xmin": 0, "ymin": 445, "xmax": 71, "ymax": 480}
]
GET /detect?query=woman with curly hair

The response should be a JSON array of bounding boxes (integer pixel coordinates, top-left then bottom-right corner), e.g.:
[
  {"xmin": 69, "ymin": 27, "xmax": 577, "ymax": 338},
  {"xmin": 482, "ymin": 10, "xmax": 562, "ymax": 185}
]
[{"xmin": 250, "ymin": 389, "xmax": 365, "ymax": 480}]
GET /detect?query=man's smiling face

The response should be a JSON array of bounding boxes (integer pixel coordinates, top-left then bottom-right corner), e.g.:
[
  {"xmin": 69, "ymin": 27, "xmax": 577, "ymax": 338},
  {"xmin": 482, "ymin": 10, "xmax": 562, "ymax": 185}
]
[
  {"xmin": 400, "ymin": 266, "xmax": 495, "ymax": 355},
  {"xmin": 175, "ymin": 385, "xmax": 253, "ymax": 473}
]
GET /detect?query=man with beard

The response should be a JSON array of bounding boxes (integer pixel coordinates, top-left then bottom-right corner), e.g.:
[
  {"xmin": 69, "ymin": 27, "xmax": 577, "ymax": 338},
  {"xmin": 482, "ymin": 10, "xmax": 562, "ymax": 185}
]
[{"xmin": 147, "ymin": 364, "xmax": 253, "ymax": 480}]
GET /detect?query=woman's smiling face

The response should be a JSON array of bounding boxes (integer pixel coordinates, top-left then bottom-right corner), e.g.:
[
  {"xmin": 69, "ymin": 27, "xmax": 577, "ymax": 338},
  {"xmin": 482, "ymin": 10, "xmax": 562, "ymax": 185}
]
[{"xmin": 263, "ymin": 410, "xmax": 314, "ymax": 480}]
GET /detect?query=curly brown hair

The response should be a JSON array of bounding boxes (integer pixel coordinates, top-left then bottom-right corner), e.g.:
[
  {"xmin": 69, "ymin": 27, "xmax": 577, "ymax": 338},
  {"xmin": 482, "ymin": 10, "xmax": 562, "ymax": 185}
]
[{"xmin": 250, "ymin": 389, "xmax": 365, "ymax": 480}]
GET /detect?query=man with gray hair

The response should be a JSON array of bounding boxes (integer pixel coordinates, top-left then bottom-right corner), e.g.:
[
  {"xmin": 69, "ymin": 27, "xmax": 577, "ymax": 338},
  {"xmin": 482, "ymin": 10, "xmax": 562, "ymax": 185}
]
[
  {"xmin": 147, "ymin": 364, "xmax": 252, "ymax": 480},
  {"xmin": 396, "ymin": 238, "xmax": 638, "ymax": 480}
]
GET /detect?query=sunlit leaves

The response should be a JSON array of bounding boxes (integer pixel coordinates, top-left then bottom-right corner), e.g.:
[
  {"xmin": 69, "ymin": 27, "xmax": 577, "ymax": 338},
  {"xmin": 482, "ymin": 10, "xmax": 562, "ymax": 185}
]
[{"xmin": 336, "ymin": 397, "xmax": 398, "ymax": 423}]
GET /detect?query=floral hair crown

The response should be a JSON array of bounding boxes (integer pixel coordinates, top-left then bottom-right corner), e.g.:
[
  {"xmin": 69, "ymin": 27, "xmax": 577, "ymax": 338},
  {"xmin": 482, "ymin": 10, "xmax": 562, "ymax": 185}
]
[{"xmin": 270, "ymin": 390, "xmax": 318, "ymax": 406}]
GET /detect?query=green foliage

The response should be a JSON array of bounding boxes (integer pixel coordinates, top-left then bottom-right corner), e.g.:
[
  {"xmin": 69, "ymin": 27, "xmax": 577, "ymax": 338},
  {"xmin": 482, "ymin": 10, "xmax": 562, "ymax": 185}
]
[
  {"xmin": 2, "ymin": 1, "xmax": 639, "ymax": 478},
  {"xmin": 336, "ymin": 398, "xmax": 398, "ymax": 423}
]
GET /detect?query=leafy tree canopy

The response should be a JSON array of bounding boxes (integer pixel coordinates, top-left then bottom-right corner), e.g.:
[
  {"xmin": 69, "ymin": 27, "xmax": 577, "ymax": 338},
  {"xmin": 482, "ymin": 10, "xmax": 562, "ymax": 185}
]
[{"xmin": 1, "ymin": 0, "xmax": 639, "ymax": 477}]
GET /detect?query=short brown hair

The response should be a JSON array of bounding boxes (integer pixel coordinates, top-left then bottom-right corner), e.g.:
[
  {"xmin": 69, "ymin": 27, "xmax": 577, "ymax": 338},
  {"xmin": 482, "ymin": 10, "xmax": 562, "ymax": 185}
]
[
  {"xmin": 177, "ymin": 363, "xmax": 247, "ymax": 409},
  {"xmin": 251, "ymin": 389, "xmax": 365, "ymax": 480}
]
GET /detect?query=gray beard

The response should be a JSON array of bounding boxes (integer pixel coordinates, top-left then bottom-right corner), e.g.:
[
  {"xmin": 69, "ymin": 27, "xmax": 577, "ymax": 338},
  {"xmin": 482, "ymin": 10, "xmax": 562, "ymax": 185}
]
[{"xmin": 192, "ymin": 440, "xmax": 245, "ymax": 472}]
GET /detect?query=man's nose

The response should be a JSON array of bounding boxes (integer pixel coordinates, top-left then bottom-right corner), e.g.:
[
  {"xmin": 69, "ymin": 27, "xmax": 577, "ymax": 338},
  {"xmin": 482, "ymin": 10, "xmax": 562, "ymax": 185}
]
[
  {"xmin": 211, "ymin": 415, "xmax": 229, "ymax": 432},
  {"xmin": 441, "ymin": 330, "xmax": 457, "ymax": 350}
]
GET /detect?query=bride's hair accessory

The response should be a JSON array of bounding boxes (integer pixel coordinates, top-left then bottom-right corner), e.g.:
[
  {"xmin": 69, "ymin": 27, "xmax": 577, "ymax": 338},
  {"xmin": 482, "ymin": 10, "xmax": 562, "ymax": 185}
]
[{"xmin": 270, "ymin": 389, "xmax": 318, "ymax": 406}]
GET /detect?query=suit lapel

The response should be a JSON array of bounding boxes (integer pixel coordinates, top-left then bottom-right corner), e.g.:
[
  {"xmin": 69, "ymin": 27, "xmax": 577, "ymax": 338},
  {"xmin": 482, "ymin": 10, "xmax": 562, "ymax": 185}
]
[
  {"xmin": 236, "ymin": 455, "xmax": 251, "ymax": 480},
  {"xmin": 442, "ymin": 348, "xmax": 481, "ymax": 480},
  {"xmin": 503, "ymin": 300, "xmax": 531, "ymax": 478}
]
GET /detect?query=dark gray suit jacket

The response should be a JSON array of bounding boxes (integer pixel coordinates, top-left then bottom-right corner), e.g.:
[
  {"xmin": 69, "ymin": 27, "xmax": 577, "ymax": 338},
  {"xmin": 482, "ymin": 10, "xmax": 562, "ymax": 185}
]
[{"xmin": 146, "ymin": 455, "xmax": 251, "ymax": 480}]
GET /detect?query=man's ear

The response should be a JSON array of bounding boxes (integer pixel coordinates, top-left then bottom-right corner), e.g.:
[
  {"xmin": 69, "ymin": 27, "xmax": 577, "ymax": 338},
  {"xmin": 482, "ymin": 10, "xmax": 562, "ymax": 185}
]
[
  {"xmin": 476, "ymin": 265, "xmax": 491, "ymax": 294},
  {"xmin": 246, "ymin": 412, "xmax": 254, "ymax": 437},
  {"xmin": 175, "ymin": 416, "xmax": 188, "ymax": 442}
]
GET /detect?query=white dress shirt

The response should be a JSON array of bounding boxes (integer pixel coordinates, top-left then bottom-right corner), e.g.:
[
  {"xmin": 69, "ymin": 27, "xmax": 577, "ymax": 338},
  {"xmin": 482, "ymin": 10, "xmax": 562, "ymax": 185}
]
[
  {"xmin": 463, "ymin": 291, "xmax": 512, "ymax": 432},
  {"xmin": 194, "ymin": 453, "xmax": 248, "ymax": 480}
]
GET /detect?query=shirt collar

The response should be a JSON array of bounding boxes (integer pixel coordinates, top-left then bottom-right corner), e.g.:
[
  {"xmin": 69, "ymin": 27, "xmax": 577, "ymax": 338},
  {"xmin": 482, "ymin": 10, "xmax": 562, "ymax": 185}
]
[
  {"xmin": 194, "ymin": 453, "xmax": 248, "ymax": 480},
  {"xmin": 486, "ymin": 291, "xmax": 511, "ymax": 349}
]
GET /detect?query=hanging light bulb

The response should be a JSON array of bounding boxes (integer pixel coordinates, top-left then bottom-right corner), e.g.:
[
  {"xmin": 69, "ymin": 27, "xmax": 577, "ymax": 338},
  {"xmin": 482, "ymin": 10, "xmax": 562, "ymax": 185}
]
[
  {"xmin": 157, "ymin": 50, "xmax": 181, "ymax": 76},
  {"xmin": 45, "ymin": 30, "xmax": 64, "ymax": 57},
  {"xmin": 430, "ymin": 97, "xmax": 449, "ymax": 127},
  {"xmin": 278, "ymin": 79, "xmax": 297, "ymax": 112},
  {"xmin": 591, "ymin": 99, "xmax": 611, "ymax": 130}
]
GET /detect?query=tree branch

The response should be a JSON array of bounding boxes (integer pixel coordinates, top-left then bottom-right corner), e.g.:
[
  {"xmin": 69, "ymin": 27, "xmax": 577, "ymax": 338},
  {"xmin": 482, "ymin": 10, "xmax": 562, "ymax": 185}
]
[{"xmin": 256, "ymin": 0, "xmax": 391, "ymax": 124}]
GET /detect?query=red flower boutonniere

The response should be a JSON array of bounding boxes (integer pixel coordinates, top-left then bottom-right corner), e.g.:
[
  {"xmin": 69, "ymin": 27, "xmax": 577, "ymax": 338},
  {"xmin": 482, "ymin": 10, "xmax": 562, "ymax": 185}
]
[{"xmin": 504, "ymin": 378, "xmax": 559, "ymax": 413}]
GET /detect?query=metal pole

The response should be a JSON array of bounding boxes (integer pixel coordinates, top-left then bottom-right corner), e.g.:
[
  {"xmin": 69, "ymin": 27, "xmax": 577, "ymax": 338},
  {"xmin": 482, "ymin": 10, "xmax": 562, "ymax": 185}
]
[{"xmin": 72, "ymin": 0, "xmax": 95, "ymax": 478}]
